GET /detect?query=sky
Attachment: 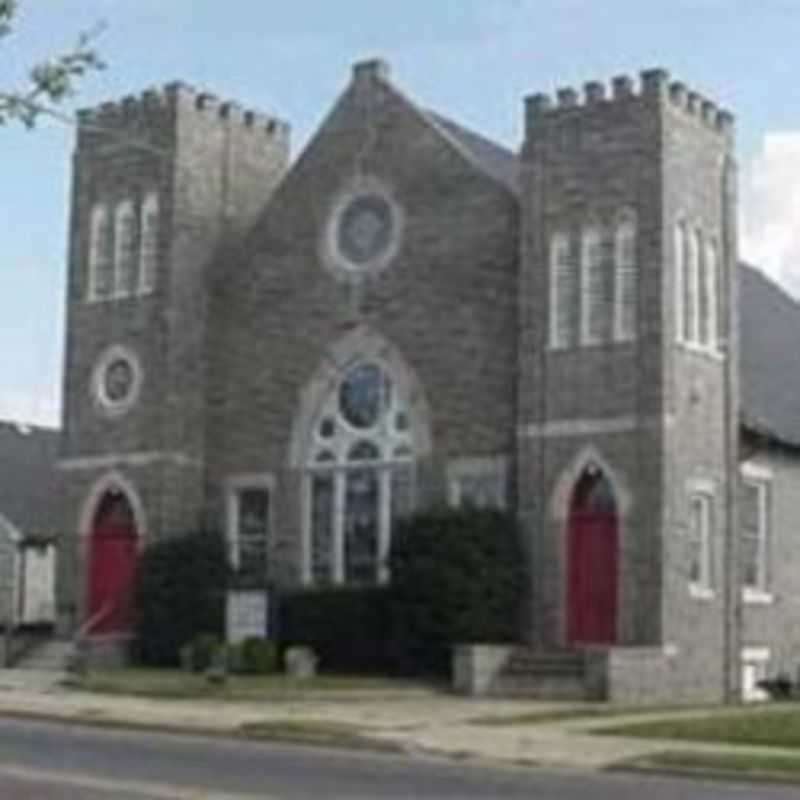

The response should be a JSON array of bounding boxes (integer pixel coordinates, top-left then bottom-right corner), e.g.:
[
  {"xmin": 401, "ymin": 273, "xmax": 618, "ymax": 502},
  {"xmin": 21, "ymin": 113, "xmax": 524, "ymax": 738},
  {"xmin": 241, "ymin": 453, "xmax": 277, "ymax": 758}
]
[{"xmin": 1, "ymin": 0, "xmax": 799, "ymax": 426}]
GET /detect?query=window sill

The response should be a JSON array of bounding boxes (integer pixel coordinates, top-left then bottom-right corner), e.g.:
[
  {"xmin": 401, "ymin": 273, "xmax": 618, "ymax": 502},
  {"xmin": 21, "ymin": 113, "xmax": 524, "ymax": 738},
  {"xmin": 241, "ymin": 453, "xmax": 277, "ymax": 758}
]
[
  {"xmin": 743, "ymin": 589, "xmax": 774, "ymax": 606},
  {"xmin": 676, "ymin": 341, "xmax": 725, "ymax": 362},
  {"xmin": 689, "ymin": 584, "xmax": 715, "ymax": 601}
]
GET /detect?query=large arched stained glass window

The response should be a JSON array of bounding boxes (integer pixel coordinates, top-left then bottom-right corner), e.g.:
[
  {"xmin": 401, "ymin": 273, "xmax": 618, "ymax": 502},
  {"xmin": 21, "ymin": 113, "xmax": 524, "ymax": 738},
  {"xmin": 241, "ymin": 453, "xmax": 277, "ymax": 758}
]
[{"xmin": 306, "ymin": 361, "xmax": 415, "ymax": 585}]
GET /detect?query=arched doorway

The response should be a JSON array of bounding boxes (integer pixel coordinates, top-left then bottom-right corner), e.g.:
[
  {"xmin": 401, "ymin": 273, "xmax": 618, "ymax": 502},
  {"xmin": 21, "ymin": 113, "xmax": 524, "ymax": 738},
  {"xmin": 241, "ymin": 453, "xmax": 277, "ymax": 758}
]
[
  {"xmin": 87, "ymin": 490, "xmax": 138, "ymax": 635},
  {"xmin": 567, "ymin": 465, "xmax": 619, "ymax": 645}
]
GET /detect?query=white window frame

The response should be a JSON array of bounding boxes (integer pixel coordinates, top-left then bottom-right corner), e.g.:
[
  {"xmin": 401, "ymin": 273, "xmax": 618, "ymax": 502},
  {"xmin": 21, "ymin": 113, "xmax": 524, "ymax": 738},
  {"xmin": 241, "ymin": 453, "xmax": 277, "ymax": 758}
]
[
  {"xmin": 674, "ymin": 221, "xmax": 685, "ymax": 343},
  {"xmin": 740, "ymin": 463, "xmax": 773, "ymax": 604},
  {"xmin": 580, "ymin": 224, "xmax": 604, "ymax": 346},
  {"xmin": 225, "ymin": 474, "xmax": 274, "ymax": 577},
  {"xmin": 703, "ymin": 238, "xmax": 719, "ymax": 351},
  {"xmin": 88, "ymin": 203, "xmax": 112, "ymax": 302},
  {"xmin": 549, "ymin": 232, "xmax": 573, "ymax": 349},
  {"xmin": 113, "ymin": 199, "xmax": 137, "ymax": 298},
  {"xmin": 687, "ymin": 484, "xmax": 714, "ymax": 599},
  {"xmin": 613, "ymin": 211, "xmax": 637, "ymax": 343},
  {"xmin": 447, "ymin": 456, "xmax": 508, "ymax": 510},
  {"xmin": 139, "ymin": 191, "xmax": 159, "ymax": 295}
]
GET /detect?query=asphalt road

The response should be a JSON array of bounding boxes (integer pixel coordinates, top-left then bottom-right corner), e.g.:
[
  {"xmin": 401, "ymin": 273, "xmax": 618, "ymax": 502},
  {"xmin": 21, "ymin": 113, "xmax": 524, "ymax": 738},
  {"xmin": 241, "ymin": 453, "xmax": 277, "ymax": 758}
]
[{"xmin": 0, "ymin": 717, "xmax": 795, "ymax": 799}]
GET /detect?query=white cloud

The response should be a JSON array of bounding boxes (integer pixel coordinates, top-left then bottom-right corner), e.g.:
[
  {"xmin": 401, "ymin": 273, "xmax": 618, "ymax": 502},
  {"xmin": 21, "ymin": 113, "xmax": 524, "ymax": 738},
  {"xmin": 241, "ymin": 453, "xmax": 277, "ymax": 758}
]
[
  {"xmin": 741, "ymin": 133, "xmax": 800, "ymax": 296},
  {"xmin": 0, "ymin": 389, "xmax": 60, "ymax": 428}
]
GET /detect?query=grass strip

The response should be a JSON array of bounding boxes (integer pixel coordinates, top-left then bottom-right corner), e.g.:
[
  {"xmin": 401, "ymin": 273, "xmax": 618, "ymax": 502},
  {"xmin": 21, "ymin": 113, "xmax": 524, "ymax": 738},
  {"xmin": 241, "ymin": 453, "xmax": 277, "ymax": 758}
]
[
  {"xmin": 598, "ymin": 708, "xmax": 800, "ymax": 749},
  {"xmin": 623, "ymin": 750, "xmax": 800, "ymax": 784},
  {"xmin": 239, "ymin": 719, "xmax": 404, "ymax": 753}
]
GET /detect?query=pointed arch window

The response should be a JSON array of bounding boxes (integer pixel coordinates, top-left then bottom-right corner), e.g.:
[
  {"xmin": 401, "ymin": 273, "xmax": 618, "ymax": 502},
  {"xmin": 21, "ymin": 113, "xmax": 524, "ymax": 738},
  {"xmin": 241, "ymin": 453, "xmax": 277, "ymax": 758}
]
[
  {"xmin": 88, "ymin": 204, "xmax": 113, "ymax": 300},
  {"xmin": 549, "ymin": 232, "xmax": 576, "ymax": 349},
  {"xmin": 613, "ymin": 212, "xmax": 637, "ymax": 342},
  {"xmin": 114, "ymin": 200, "xmax": 137, "ymax": 297},
  {"xmin": 581, "ymin": 224, "xmax": 606, "ymax": 345},
  {"xmin": 703, "ymin": 239, "xmax": 719, "ymax": 350},
  {"xmin": 305, "ymin": 361, "xmax": 416, "ymax": 586},
  {"xmin": 139, "ymin": 192, "xmax": 159, "ymax": 294}
]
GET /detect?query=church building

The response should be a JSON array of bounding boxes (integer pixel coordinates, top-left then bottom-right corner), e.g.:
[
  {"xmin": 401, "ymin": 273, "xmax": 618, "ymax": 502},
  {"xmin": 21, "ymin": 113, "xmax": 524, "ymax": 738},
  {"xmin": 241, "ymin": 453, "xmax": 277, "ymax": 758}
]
[{"xmin": 56, "ymin": 60, "xmax": 800, "ymax": 703}]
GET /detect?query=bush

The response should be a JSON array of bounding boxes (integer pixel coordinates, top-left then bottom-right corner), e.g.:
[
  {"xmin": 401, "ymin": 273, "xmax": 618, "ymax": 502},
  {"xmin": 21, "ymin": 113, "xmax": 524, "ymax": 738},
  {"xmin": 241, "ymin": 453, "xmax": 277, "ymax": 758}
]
[
  {"xmin": 278, "ymin": 587, "xmax": 394, "ymax": 674},
  {"xmin": 229, "ymin": 637, "xmax": 278, "ymax": 674},
  {"xmin": 182, "ymin": 633, "xmax": 223, "ymax": 673},
  {"xmin": 134, "ymin": 531, "xmax": 230, "ymax": 666},
  {"xmin": 389, "ymin": 507, "xmax": 526, "ymax": 677}
]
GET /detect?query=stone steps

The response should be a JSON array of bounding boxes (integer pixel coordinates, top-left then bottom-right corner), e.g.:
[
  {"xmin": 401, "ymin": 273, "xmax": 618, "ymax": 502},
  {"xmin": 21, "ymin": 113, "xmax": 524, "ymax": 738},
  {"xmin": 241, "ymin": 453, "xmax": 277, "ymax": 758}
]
[
  {"xmin": 493, "ymin": 648, "xmax": 595, "ymax": 700},
  {"xmin": 13, "ymin": 638, "xmax": 73, "ymax": 671}
]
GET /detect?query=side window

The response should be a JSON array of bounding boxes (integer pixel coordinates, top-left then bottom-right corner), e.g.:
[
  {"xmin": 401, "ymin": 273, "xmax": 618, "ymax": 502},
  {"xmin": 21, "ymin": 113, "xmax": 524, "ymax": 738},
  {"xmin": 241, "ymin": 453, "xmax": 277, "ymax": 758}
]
[
  {"xmin": 613, "ymin": 213, "xmax": 637, "ymax": 342},
  {"xmin": 448, "ymin": 458, "xmax": 507, "ymax": 511},
  {"xmin": 580, "ymin": 224, "xmax": 606, "ymax": 344},
  {"xmin": 688, "ymin": 492, "xmax": 713, "ymax": 595},
  {"xmin": 89, "ymin": 204, "xmax": 113, "ymax": 300},
  {"xmin": 229, "ymin": 486, "xmax": 271, "ymax": 587},
  {"xmin": 549, "ymin": 232, "xmax": 576, "ymax": 349},
  {"xmin": 114, "ymin": 200, "xmax": 137, "ymax": 297},
  {"xmin": 139, "ymin": 192, "xmax": 159, "ymax": 294},
  {"xmin": 741, "ymin": 478, "xmax": 770, "ymax": 596}
]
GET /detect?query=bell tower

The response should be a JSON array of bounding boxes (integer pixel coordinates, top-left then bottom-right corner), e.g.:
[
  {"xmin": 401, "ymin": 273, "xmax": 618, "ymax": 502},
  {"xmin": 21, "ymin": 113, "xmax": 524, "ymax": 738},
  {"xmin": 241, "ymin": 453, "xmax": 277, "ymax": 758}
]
[
  {"xmin": 57, "ymin": 83, "xmax": 290, "ymax": 636},
  {"xmin": 517, "ymin": 69, "xmax": 738, "ymax": 702}
]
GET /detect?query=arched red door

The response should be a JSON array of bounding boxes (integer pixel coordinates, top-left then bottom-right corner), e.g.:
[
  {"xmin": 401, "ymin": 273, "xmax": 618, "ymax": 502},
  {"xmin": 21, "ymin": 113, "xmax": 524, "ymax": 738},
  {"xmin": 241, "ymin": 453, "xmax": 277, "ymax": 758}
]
[
  {"xmin": 567, "ymin": 467, "xmax": 618, "ymax": 645},
  {"xmin": 87, "ymin": 491, "xmax": 138, "ymax": 634}
]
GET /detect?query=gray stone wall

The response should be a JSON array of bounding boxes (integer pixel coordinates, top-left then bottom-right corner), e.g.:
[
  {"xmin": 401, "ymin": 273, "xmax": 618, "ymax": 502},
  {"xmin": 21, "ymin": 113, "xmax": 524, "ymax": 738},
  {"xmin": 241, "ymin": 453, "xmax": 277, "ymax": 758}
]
[
  {"xmin": 740, "ymin": 438, "xmax": 800, "ymax": 681},
  {"xmin": 518, "ymin": 72, "xmax": 670, "ymax": 651},
  {"xmin": 58, "ymin": 85, "xmax": 289, "ymax": 630},
  {"xmin": 205, "ymin": 63, "xmax": 519, "ymax": 585}
]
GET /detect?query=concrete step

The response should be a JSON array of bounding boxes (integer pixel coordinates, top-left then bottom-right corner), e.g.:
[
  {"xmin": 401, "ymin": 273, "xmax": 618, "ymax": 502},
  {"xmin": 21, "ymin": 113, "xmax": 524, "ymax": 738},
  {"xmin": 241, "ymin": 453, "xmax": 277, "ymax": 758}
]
[
  {"xmin": 493, "ymin": 648, "xmax": 592, "ymax": 700},
  {"xmin": 13, "ymin": 639, "xmax": 73, "ymax": 671}
]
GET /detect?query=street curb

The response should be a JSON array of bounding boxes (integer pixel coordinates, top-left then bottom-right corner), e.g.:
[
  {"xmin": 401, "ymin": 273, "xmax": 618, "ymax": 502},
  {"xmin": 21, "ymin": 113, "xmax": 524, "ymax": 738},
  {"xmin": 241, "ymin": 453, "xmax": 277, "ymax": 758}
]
[{"xmin": 0, "ymin": 707, "xmax": 408, "ymax": 757}]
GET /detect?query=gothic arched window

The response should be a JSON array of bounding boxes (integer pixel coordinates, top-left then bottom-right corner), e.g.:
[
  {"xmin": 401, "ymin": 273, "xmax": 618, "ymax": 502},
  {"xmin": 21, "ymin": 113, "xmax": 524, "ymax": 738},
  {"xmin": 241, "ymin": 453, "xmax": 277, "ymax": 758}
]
[
  {"xmin": 306, "ymin": 361, "xmax": 415, "ymax": 585},
  {"xmin": 139, "ymin": 192, "xmax": 159, "ymax": 294},
  {"xmin": 581, "ymin": 224, "xmax": 606, "ymax": 344},
  {"xmin": 114, "ymin": 200, "xmax": 137, "ymax": 297},
  {"xmin": 88, "ymin": 204, "xmax": 113, "ymax": 300},
  {"xmin": 549, "ymin": 231, "xmax": 575, "ymax": 349},
  {"xmin": 613, "ymin": 212, "xmax": 637, "ymax": 342}
]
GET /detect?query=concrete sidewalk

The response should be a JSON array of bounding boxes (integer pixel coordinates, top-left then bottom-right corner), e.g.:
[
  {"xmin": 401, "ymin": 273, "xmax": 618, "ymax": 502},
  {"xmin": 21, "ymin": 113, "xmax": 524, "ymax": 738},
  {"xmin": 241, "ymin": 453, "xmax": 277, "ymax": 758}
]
[{"xmin": 0, "ymin": 669, "xmax": 796, "ymax": 773}]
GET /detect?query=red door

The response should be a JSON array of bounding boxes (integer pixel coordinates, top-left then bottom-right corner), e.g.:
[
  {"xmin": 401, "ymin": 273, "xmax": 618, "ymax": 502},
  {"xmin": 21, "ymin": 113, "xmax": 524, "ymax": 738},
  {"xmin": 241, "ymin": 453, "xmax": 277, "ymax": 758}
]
[
  {"xmin": 87, "ymin": 492, "xmax": 138, "ymax": 634},
  {"xmin": 567, "ymin": 470, "xmax": 618, "ymax": 645}
]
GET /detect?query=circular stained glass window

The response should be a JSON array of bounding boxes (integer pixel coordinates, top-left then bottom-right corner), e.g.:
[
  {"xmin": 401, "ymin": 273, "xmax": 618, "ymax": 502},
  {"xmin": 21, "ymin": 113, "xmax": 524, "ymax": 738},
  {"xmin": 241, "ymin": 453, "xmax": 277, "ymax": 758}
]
[
  {"xmin": 337, "ymin": 193, "xmax": 394, "ymax": 268},
  {"xmin": 103, "ymin": 358, "xmax": 135, "ymax": 404},
  {"xmin": 92, "ymin": 345, "xmax": 142, "ymax": 417},
  {"xmin": 339, "ymin": 363, "xmax": 383, "ymax": 430}
]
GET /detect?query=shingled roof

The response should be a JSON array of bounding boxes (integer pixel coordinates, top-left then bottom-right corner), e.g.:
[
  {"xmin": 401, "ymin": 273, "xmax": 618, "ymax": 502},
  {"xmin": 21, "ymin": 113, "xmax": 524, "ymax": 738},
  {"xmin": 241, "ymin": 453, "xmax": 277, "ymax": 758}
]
[
  {"xmin": 424, "ymin": 110, "xmax": 520, "ymax": 194},
  {"xmin": 740, "ymin": 263, "xmax": 800, "ymax": 449},
  {"xmin": 0, "ymin": 422, "xmax": 61, "ymax": 542}
]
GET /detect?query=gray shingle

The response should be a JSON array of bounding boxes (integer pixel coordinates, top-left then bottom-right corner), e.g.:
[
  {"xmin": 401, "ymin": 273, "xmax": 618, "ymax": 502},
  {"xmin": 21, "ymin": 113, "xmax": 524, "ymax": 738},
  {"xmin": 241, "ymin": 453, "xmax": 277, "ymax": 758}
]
[
  {"xmin": 0, "ymin": 422, "xmax": 60, "ymax": 541},
  {"xmin": 740, "ymin": 263, "xmax": 800, "ymax": 448}
]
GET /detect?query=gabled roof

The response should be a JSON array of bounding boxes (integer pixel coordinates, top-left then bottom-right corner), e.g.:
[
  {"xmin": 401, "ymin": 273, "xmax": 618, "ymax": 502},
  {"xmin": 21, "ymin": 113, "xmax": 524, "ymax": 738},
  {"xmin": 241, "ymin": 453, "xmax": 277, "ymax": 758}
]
[
  {"xmin": 424, "ymin": 110, "xmax": 520, "ymax": 194},
  {"xmin": 740, "ymin": 264, "xmax": 800, "ymax": 449},
  {"xmin": 0, "ymin": 422, "xmax": 61, "ymax": 541}
]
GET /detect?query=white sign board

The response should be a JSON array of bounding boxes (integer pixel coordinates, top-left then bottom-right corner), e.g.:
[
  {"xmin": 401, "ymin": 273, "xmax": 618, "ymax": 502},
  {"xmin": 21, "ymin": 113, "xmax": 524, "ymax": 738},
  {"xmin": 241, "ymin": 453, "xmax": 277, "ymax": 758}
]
[{"xmin": 226, "ymin": 590, "xmax": 268, "ymax": 644}]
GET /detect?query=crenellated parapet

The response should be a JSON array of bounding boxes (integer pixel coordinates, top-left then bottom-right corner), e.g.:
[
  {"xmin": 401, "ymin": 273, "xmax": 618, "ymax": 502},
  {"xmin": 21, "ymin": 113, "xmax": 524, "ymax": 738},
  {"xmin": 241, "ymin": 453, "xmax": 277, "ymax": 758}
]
[
  {"xmin": 77, "ymin": 82, "xmax": 290, "ymax": 148},
  {"xmin": 525, "ymin": 68, "xmax": 734, "ymax": 141}
]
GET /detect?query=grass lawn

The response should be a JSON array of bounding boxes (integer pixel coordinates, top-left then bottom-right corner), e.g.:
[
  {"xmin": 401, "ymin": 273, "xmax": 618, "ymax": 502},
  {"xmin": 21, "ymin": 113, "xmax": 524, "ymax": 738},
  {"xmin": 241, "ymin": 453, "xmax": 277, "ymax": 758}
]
[
  {"xmin": 468, "ymin": 708, "xmax": 611, "ymax": 726},
  {"xmin": 68, "ymin": 668, "xmax": 433, "ymax": 702},
  {"xmin": 629, "ymin": 750, "xmax": 800, "ymax": 782},
  {"xmin": 600, "ymin": 707, "xmax": 800, "ymax": 749}
]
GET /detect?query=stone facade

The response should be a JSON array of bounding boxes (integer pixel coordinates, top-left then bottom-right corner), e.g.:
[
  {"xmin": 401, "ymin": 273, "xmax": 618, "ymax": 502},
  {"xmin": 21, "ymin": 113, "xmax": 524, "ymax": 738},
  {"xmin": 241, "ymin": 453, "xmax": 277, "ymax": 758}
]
[{"xmin": 56, "ymin": 59, "xmax": 800, "ymax": 702}]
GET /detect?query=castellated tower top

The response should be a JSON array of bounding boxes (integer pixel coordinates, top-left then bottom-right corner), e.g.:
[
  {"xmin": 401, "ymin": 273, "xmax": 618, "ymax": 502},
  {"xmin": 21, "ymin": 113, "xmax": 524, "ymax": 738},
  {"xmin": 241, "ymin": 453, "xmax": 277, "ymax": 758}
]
[
  {"xmin": 524, "ymin": 68, "xmax": 734, "ymax": 142},
  {"xmin": 75, "ymin": 82, "xmax": 291, "ymax": 151}
]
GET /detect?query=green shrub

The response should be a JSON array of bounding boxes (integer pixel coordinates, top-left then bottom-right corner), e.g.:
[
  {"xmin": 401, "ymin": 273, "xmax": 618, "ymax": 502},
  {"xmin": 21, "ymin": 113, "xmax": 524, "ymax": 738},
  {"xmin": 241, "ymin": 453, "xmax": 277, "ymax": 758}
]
[
  {"xmin": 278, "ymin": 587, "xmax": 394, "ymax": 674},
  {"xmin": 184, "ymin": 633, "xmax": 223, "ymax": 673},
  {"xmin": 389, "ymin": 507, "xmax": 527, "ymax": 677},
  {"xmin": 234, "ymin": 637, "xmax": 278, "ymax": 674},
  {"xmin": 133, "ymin": 531, "xmax": 230, "ymax": 666}
]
